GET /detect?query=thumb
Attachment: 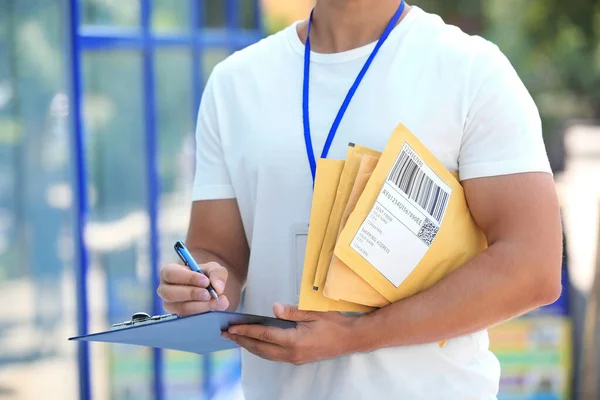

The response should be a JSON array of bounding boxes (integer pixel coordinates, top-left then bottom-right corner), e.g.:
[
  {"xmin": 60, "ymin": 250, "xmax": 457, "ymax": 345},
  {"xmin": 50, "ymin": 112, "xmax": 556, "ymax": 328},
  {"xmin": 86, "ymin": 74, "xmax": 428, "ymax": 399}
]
[
  {"xmin": 273, "ymin": 303, "xmax": 316, "ymax": 322},
  {"xmin": 203, "ymin": 262, "xmax": 228, "ymax": 294}
]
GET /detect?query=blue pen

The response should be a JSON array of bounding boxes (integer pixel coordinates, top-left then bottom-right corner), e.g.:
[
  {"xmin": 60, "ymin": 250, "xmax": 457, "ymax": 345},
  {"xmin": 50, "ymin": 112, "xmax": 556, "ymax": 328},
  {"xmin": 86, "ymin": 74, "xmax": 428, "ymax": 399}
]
[{"xmin": 174, "ymin": 241, "xmax": 219, "ymax": 300}]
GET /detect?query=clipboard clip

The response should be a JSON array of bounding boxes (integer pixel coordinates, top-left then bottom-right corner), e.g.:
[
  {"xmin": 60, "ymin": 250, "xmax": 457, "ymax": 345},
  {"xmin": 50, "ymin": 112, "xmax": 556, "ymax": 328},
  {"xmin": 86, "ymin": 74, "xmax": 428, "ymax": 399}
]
[{"xmin": 111, "ymin": 312, "xmax": 178, "ymax": 330}]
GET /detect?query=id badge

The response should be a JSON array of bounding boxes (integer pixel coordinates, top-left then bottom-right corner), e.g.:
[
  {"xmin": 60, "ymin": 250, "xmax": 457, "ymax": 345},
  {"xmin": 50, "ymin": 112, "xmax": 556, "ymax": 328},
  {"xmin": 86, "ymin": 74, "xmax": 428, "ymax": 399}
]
[{"xmin": 291, "ymin": 223, "xmax": 309, "ymax": 303}]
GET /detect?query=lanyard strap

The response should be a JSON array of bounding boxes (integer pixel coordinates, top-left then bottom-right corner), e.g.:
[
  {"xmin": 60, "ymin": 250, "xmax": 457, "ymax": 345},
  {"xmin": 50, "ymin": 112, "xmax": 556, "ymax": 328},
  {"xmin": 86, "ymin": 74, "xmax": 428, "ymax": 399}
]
[{"xmin": 302, "ymin": 0, "xmax": 406, "ymax": 184}]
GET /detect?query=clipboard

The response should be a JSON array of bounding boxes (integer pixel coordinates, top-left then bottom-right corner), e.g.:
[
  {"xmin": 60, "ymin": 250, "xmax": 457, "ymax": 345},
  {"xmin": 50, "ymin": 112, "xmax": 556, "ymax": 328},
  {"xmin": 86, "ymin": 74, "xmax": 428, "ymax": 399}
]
[{"xmin": 69, "ymin": 311, "xmax": 296, "ymax": 354}]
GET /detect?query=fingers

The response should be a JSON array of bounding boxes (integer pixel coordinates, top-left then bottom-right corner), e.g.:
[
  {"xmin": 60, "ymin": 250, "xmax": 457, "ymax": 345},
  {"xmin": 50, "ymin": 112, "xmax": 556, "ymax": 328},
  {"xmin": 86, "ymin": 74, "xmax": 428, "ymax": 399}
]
[
  {"xmin": 160, "ymin": 263, "xmax": 210, "ymax": 287},
  {"xmin": 161, "ymin": 262, "xmax": 229, "ymax": 294},
  {"xmin": 223, "ymin": 333, "xmax": 288, "ymax": 362},
  {"xmin": 157, "ymin": 283, "xmax": 212, "ymax": 302},
  {"xmin": 227, "ymin": 325, "xmax": 293, "ymax": 346},
  {"xmin": 158, "ymin": 261, "xmax": 230, "ymax": 316},
  {"xmin": 163, "ymin": 295, "xmax": 230, "ymax": 316},
  {"xmin": 273, "ymin": 303, "xmax": 316, "ymax": 322},
  {"xmin": 203, "ymin": 262, "xmax": 228, "ymax": 295}
]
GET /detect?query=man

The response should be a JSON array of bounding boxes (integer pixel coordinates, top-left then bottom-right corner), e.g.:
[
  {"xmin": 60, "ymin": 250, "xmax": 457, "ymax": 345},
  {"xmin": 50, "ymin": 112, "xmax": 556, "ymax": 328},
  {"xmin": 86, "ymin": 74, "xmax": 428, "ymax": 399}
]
[{"xmin": 157, "ymin": 0, "xmax": 563, "ymax": 399}]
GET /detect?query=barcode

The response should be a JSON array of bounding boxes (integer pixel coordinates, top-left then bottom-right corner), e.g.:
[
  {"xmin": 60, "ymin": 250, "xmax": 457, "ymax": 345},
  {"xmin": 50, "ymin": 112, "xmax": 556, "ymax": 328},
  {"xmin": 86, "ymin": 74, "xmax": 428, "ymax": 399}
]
[
  {"xmin": 417, "ymin": 218, "xmax": 438, "ymax": 246},
  {"xmin": 387, "ymin": 148, "xmax": 449, "ymax": 223}
]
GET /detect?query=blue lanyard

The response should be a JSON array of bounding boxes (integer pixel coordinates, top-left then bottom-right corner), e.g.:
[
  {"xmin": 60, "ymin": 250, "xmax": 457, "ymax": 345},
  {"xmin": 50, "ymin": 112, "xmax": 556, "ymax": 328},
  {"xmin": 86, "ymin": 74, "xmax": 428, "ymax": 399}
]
[{"xmin": 302, "ymin": 0, "xmax": 406, "ymax": 184}]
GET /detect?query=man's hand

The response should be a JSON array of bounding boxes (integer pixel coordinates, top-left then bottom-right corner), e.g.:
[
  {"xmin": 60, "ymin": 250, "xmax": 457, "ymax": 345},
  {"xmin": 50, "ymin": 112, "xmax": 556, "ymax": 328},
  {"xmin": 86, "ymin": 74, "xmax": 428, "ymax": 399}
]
[
  {"xmin": 222, "ymin": 304, "xmax": 357, "ymax": 365},
  {"xmin": 157, "ymin": 199, "xmax": 250, "ymax": 316},
  {"xmin": 158, "ymin": 262, "xmax": 230, "ymax": 315}
]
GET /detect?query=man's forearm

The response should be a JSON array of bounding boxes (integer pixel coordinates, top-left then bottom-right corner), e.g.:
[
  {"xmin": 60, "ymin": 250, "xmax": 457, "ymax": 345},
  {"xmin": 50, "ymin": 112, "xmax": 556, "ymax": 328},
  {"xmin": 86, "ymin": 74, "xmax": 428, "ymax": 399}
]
[
  {"xmin": 189, "ymin": 248, "xmax": 246, "ymax": 311},
  {"xmin": 354, "ymin": 240, "xmax": 562, "ymax": 352}
]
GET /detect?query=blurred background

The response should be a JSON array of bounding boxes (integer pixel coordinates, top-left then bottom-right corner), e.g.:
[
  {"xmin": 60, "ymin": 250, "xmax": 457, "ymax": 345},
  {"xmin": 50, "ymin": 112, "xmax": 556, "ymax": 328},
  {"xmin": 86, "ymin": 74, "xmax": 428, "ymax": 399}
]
[{"xmin": 0, "ymin": 0, "xmax": 598, "ymax": 399}]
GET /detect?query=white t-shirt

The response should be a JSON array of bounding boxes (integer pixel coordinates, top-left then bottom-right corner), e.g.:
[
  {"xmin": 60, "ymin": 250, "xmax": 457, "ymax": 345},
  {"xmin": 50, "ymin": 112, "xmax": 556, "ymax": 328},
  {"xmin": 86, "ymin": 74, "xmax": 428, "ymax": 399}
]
[{"xmin": 192, "ymin": 6, "xmax": 551, "ymax": 400}]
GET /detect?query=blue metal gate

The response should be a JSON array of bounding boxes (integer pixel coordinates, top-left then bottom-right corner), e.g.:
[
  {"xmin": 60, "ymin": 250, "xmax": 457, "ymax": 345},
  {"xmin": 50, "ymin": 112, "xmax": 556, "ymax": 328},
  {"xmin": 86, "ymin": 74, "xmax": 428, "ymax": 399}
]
[{"xmin": 66, "ymin": 1, "xmax": 263, "ymax": 399}]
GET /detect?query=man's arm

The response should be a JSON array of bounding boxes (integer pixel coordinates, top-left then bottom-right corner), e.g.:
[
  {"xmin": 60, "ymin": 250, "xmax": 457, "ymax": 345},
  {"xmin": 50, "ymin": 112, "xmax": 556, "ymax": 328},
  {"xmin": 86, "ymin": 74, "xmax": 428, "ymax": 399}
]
[
  {"xmin": 354, "ymin": 171, "xmax": 563, "ymax": 349},
  {"xmin": 222, "ymin": 172, "xmax": 563, "ymax": 365},
  {"xmin": 185, "ymin": 199, "xmax": 250, "ymax": 310},
  {"xmin": 158, "ymin": 199, "xmax": 250, "ymax": 314}
]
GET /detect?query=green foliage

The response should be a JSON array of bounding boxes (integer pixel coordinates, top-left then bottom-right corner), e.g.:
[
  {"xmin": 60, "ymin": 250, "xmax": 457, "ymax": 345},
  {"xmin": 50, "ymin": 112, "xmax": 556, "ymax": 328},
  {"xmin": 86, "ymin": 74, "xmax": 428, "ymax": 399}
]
[
  {"xmin": 521, "ymin": 0, "xmax": 600, "ymax": 118},
  {"xmin": 414, "ymin": 0, "xmax": 600, "ymax": 134}
]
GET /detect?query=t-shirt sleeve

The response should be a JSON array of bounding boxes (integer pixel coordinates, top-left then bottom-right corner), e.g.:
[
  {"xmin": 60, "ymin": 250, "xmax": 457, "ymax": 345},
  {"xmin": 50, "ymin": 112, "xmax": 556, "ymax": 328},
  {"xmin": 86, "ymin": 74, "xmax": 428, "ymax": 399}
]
[
  {"xmin": 458, "ymin": 44, "xmax": 552, "ymax": 181},
  {"xmin": 191, "ymin": 69, "xmax": 236, "ymax": 201}
]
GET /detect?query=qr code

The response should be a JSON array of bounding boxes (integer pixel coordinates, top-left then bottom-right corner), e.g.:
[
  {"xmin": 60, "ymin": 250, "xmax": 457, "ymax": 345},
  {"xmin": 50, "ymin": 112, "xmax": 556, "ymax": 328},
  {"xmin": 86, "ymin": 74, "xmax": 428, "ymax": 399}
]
[{"xmin": 417, "ymin": 218, "xmax": 439, "ymax": 246}]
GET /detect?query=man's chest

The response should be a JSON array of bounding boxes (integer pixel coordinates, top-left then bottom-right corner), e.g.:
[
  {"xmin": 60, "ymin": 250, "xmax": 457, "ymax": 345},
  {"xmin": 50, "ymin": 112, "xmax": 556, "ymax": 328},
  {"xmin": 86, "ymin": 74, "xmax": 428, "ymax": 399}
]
[{"xmin": 220, "ymin": 80, "xmax": 465, "ymax": 181}]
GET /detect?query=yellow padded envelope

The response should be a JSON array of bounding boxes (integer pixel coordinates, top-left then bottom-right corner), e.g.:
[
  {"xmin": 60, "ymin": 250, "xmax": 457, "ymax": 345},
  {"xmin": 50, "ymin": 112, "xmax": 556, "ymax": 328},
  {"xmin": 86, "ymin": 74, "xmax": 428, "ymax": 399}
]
[
  {"xmin": 335, "ymin": 123, "xmax": 488, "ymax": 304},
  {"xmin": 323, "ymin": 154, "xmax": 390, "ymax": 307},
  {"xmin": 298, "ymin": 158, "xmax": 374, "ymax": 313},
  {"xmin": 313, "ymin": 144, "xmax": 382, "ymax": 292}
]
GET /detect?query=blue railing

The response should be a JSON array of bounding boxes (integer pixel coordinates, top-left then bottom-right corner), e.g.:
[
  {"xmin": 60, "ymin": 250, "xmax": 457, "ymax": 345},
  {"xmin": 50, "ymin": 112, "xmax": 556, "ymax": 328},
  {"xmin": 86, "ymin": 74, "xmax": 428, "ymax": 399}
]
[{"xmin": 66, "ymin": 1, "xmax": 263, "ymax": 399}]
